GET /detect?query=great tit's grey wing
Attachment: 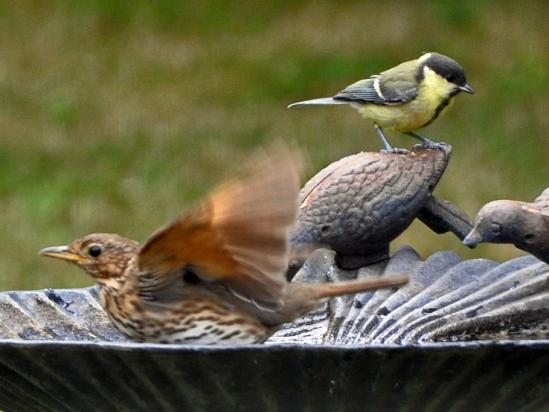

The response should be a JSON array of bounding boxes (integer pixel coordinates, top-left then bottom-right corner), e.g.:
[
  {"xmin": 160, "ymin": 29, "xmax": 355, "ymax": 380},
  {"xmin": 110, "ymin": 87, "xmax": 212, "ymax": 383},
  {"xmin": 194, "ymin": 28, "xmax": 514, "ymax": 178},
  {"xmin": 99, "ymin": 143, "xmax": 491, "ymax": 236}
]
[
  {"xmin": 334, "ymin": 60, "xmax": 419, "ymax": 105},
  {"xmin": 377, "ymin": 60, "xmax": 420, "ymax": 103},
  {"xmin": 333, "ymin": 78, "xmax": 384, "ymax": 103}
]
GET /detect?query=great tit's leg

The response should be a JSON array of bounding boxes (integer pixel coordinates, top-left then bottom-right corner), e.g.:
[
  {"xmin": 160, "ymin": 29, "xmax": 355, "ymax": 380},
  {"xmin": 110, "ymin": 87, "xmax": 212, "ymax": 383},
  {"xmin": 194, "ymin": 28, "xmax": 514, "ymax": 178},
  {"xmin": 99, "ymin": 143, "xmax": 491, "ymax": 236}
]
[
  {"xmin": 374, "ymin": 125, "xmax": 408, "ymax": 154},
  {"xmin": 374, "ymin": 124, "xmax": 392, "ymax": 150},
  {"xmin": 405, "ymin": 132, "xmax": 446, "ymax": 149}
]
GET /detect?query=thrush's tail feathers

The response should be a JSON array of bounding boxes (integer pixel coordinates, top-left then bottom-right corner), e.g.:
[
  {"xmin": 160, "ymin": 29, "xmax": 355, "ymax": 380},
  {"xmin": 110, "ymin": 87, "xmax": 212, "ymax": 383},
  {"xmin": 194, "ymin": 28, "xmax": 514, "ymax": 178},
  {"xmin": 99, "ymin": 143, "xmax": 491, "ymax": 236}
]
[
  {"xmin": 294, "ymin": 275, "xmax": 409, "ymax": 300},
  {"xmin": 288, "ymin": 97, "xmax": 348, "ymax": 108},
  {"xmin": 272, "ymin": 275, "xmax": 410, "ymax": 324}
]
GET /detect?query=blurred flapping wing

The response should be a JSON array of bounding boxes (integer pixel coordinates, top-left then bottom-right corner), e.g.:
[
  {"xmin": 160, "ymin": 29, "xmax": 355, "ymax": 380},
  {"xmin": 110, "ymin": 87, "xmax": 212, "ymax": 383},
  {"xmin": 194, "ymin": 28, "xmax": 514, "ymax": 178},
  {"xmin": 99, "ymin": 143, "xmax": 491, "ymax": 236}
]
[{"xmin": 138, "ymin": 144, "xmax": 303, "ymax": 306}]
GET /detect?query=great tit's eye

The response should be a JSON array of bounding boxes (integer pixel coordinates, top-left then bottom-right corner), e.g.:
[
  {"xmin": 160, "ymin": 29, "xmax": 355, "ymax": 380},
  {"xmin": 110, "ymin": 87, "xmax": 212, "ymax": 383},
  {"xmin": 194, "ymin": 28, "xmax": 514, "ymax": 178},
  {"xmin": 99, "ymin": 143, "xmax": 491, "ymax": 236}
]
[
  {"xmin": 490, "ymin": 223, "xmax": 501, "ymax": 234},
  {"xmin": 88, "ymin": 244, "xmax": 103, "ymax": 258},
  {"xmin": 447, "ymin": 74, "xmax": 456, "ymax": 83}
]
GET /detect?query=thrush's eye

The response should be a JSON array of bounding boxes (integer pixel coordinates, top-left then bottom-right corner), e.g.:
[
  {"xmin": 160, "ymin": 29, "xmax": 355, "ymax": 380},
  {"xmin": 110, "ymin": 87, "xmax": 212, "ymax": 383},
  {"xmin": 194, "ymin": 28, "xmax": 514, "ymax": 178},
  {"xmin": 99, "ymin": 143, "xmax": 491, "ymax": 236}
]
[{"xmin": 88, "ymin": 244, "xmax": 103, "ymax": 258}]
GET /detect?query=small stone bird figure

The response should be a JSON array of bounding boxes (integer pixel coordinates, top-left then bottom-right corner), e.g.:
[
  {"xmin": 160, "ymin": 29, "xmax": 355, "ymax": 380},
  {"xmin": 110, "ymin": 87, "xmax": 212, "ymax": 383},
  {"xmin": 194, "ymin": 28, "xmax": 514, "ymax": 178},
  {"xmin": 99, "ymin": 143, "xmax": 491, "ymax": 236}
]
[
  {"xmin": 289, "ymin": 52, "xmax": 474, "ymax": 152},
  {"xmin": 464, "ymin": 188, "xmax": 549, "ymax": 264},
  {"xmin": 40, "ymin": 145, "xmax": 408, "ymax": 344}
]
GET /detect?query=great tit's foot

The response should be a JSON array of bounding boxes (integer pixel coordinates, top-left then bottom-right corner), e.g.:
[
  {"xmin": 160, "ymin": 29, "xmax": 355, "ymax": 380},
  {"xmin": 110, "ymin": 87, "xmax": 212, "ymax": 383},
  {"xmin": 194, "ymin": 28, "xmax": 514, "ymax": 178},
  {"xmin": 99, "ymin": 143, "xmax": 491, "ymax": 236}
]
[
  {"xmin": 420, "ymin": 140, "xmax": 448, "ymax": 150},
  {"xmin": 411, "ymin": 141, "xmax": 448, "ymax": 151},
  {"xmin": 381, "ymin": 147, "xmax": 409, "ymax": 154},
  {"xmin": 405, "ymin": 132, "xmax": 448, "ymax": 151}
]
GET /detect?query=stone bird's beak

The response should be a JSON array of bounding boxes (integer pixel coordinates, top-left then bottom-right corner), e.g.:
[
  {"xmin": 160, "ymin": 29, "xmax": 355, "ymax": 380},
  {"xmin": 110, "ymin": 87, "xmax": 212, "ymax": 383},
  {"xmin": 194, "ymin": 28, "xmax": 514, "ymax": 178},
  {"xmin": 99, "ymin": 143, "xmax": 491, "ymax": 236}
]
[{"xmin": 463, "ymin": 229, "xmax": 482, "ymax": 248}]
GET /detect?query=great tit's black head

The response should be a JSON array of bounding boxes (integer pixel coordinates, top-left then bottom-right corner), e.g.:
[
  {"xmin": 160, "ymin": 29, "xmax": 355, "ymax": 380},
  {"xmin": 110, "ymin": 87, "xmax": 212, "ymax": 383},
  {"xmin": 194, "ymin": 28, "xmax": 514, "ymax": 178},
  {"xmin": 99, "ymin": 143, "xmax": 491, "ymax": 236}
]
[{"xmin": 420, "ymin": 52, "xmax": 474, "ymax": 94}]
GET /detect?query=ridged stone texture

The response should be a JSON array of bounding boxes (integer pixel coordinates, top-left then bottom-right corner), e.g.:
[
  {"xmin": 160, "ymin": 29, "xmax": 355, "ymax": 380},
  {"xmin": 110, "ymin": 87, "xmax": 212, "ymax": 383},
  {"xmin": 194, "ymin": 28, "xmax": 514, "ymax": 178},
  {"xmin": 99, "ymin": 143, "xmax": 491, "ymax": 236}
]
[{"xmin": 0, "ymin": 249, "xmax": 549, "ymax": 410}]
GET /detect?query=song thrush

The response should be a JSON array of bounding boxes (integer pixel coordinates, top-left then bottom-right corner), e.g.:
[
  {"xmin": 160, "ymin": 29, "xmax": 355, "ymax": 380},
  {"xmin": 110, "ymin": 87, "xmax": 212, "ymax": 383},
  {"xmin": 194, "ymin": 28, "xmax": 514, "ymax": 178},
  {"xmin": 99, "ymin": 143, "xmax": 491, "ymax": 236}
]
[{"xmin": 40, "ymin": 145, "xmax": 409, "ymax": 344}]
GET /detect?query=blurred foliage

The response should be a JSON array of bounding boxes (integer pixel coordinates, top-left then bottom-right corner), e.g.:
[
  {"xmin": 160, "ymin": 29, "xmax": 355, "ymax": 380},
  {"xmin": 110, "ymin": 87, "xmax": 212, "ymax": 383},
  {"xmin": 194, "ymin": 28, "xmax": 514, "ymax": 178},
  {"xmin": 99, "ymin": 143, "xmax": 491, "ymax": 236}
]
[{"xmin": 0, "ymin": 0, "xmax": 547, "ymax": 290}]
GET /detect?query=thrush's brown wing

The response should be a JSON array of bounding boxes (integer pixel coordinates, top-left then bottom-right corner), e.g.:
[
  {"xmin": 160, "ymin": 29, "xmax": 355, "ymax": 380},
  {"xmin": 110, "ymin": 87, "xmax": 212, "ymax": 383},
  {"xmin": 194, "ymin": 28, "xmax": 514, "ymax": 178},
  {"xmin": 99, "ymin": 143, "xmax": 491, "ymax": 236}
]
[{"xmin": 137, "ymin": 145, "xmax": 302, "ymax": 307}]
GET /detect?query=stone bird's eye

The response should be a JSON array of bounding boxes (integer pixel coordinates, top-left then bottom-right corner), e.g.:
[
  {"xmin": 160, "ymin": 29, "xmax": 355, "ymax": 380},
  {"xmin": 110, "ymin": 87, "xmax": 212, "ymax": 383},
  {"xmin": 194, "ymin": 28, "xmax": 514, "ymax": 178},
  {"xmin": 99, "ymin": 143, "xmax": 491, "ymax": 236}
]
[
  {"xmin": 88, "ymin": 244, "xmax": 103, "ymax": 258},
  {"xmin": 490, "ymin": 223, "xmax": 501, "ymax": 234}
]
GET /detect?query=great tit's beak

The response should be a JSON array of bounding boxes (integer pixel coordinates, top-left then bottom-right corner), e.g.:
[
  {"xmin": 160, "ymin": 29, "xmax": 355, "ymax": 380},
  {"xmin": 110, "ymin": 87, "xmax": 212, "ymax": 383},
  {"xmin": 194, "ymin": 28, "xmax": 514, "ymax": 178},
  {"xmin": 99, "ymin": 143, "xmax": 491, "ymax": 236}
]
[
  {"xmin": 463, "ymin": 229, "xmax": 482, "ymax": 248},
  {"xmin": 39, "ymin": 246, "xmax": 85, "ymax": 263},
  {"xmin": 459, "ymin": 83, "xmax": 475, "ymax": 94}
]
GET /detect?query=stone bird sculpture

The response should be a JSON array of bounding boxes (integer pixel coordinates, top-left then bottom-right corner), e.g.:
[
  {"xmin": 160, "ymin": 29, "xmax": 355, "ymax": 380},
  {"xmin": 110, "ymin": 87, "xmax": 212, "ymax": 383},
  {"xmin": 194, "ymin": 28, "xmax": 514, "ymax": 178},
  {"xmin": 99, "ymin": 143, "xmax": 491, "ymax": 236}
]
[
  {"xmin": 464, "ymin": 188, "xmax": 549, "ymax": 264},
  {"xmin": 290, "ymin": 144, "xmax": 473, "ymax": 269}
]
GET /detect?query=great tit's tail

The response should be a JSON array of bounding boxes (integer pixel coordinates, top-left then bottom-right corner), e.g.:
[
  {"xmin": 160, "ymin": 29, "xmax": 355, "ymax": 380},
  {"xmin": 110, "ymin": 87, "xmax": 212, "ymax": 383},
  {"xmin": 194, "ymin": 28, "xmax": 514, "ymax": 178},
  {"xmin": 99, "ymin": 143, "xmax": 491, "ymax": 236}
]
[{"xmin": 288, "ymin": 97, "xmax": 347, "ymax": 108}]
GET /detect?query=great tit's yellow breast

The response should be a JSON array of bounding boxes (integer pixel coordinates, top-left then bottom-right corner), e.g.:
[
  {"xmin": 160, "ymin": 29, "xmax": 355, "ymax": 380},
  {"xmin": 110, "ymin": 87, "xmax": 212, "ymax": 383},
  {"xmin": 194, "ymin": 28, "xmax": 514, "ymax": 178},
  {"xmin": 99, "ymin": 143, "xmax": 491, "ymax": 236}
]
[{"xmin": 355, "ymin": 66, "xmax": 456, "ymax": 132}]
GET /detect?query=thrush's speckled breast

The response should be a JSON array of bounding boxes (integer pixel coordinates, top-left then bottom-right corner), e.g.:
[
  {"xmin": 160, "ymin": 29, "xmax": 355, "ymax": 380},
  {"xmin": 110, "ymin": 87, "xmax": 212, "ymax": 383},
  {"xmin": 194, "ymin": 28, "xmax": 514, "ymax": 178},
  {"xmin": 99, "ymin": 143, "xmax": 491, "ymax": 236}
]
[{"xmin": 40, "ymin": 145, "xmax": 409, "ymax": 344}]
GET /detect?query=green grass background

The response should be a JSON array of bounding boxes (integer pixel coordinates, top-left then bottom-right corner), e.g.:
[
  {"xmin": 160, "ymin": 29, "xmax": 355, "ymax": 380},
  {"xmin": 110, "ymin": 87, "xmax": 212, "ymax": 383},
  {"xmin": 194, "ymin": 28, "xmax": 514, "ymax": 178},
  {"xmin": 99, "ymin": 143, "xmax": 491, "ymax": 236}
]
[{"xmin": 0, "ymin": 1, "xmax": 547, "ymax": 290}]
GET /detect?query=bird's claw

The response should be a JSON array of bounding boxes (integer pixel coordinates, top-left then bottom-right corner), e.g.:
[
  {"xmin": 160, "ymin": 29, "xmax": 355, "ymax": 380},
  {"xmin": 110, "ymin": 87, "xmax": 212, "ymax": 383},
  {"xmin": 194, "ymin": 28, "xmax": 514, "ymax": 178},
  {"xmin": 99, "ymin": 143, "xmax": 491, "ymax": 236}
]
[
  {"xmin": 381, "ymin": 147, "xmax": 409, "ymax": 155},
  {"xmin": 415, "ymin": 141, "xmax": 449, "ymax": 151}
]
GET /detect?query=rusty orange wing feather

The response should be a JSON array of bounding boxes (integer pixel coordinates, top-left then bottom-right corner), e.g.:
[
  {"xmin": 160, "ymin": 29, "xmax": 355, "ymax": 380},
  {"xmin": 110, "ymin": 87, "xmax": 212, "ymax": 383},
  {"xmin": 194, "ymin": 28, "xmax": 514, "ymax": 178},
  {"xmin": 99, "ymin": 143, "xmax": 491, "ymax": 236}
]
[{"xmin": 138, "ymin": 144, "xmax": 303, "ymax": 305}]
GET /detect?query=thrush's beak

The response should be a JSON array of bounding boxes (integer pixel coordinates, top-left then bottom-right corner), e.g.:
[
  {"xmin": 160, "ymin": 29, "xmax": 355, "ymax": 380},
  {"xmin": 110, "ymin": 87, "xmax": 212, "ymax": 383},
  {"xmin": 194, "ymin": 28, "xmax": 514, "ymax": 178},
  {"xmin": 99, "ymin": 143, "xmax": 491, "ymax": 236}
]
[
  {"xmin": 459, "ymin": 83, "xmax": 475, "ymax": 94},
  {"xmin": 463, "ymin": 229, "xmax": 482, "ymax": 248},
  {"xmin": 39, "ymin": 246, "xmax": 85, "ymax": 263}
]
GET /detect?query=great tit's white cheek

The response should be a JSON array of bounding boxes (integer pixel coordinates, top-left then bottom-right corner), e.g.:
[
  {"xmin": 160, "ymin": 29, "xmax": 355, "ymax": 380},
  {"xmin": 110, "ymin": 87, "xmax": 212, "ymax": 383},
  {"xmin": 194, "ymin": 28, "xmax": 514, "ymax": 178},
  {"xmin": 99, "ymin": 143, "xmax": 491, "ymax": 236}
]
[{"xmin": 422, "ymin": 66, "xmax": 456, "ymax": 98}]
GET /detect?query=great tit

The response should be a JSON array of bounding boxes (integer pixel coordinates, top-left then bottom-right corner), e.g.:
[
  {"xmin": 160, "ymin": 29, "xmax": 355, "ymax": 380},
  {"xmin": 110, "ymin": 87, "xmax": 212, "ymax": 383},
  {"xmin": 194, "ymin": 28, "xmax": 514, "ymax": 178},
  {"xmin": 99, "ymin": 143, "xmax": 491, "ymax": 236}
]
[{"xmin": 289, "ymin": 52, "xmax": 474, "ymax": 152}]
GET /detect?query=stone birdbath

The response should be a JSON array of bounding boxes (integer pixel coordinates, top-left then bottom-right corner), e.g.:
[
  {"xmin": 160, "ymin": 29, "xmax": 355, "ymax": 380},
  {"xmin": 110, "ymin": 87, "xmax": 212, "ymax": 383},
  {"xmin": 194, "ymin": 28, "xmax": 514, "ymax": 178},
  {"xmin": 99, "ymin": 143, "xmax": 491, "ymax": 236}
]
[{"xmin": 0, "ymin": 145, "xmax": 548, "ymax": 411}]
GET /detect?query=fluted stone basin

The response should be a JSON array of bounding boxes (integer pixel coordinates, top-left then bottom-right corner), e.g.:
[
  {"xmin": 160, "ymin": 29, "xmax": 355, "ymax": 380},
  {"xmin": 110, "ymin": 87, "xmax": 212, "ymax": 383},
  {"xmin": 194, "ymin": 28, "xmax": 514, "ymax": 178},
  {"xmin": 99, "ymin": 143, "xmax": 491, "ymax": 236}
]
[
  {"xmin": 0, "ymin": 340, "xmax": 548, "ymax": 411},
  {"xmin": 0, "ymin": 248, "xmax": 548, "ymax": 411}
]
